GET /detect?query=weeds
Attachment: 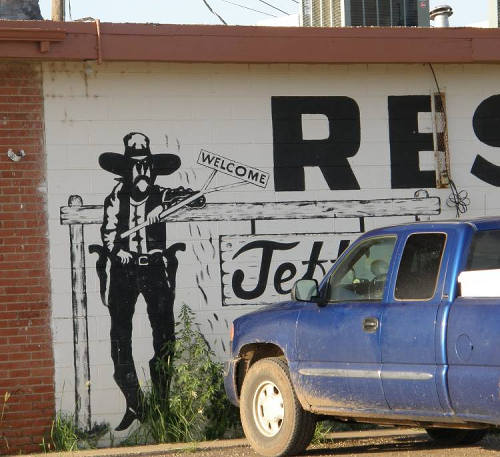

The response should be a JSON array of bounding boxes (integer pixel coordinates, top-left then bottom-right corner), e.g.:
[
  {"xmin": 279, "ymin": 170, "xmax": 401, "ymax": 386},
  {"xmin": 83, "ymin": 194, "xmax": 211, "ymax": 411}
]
[
  {"xmin": 1, "ymin": 391, "xmax": 11, "ymax": 450},
  {"xmin": 311, "ymin": 421, "xmax": 334, "ymax": 445},
  {"xmin": 43, "ymin": 304, "xmax": 239, "ymax": 450},
  {"xmin": 130, "ymin": 304, "xmax": 240, "ymax": 444},
  {"xmin": 312, "ymin": 420, "xmax": 379, "ymax": 445},
  {"xmin": 42, "ymin": 412, "xmax": 79, "ymax": 452},
  {"xmin": 41, "ymin": 413, "xmax": 110, "ymax": 452}
]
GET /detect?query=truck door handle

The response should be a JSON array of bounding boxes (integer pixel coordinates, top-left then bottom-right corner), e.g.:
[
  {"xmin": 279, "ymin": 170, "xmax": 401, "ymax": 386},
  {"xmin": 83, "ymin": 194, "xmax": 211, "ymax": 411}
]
[{"xmin": 363, "ymin": 317, "xmax": 379, "ymax": 333}]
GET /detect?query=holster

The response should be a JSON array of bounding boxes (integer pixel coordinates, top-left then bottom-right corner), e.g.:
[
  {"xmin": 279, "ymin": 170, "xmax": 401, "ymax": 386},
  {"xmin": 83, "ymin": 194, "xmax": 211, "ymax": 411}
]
[
  {"xmin": 89, "ymin": 242, "xmax": 186, "ymax": 307},
  {"xmin": 89, "ymin": 244, "xmax": 110, "ymax": 307}
]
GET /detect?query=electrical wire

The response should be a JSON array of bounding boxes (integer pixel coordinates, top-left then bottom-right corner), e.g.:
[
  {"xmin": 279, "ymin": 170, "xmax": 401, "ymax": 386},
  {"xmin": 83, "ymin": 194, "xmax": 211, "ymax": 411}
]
[
  {"xmin": 201, "ymin": 0, "xmax": 228, "ymax": 24},
  {"xmin": 447, "ymin": 180, "xmax": 470, "ymax": 218},
  {"xmin": 429, "ymin": 63, "xmax": 441, "ymax": 99},
  {"xmin": 219, "ymin": 0, "xmax": 277, "ymax": 17},
  {"xmin": 287, "ymin": 0, "xmax": 299, "ymax": 3},
  {"xmin": 428, "ymin": 63, "xmax": 470, "ymax": 218},
  {"xmin": 255, "ymin": 0, "xmax": 291, "ymax": 15}
]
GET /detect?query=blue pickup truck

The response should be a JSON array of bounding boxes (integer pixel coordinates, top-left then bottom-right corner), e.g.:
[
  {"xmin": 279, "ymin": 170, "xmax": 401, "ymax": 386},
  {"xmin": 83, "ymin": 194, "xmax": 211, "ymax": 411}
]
[{"xmin": 224, "ymin": 218, "xmax": 500, "ymax": 457}]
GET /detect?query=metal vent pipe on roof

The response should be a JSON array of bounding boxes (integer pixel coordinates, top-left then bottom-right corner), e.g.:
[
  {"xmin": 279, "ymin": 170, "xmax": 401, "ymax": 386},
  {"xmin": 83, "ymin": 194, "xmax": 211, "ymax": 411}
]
[{"xmin": 430, "ymin": 5, "xmax": 453, "ymax": 27}]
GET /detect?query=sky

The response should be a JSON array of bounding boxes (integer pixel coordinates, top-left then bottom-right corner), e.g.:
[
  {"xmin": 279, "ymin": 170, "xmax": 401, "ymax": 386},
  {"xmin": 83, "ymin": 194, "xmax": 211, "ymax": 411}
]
[{"xmin": 37, "ymin": 1, "xmax": 491, "ymax": 27}]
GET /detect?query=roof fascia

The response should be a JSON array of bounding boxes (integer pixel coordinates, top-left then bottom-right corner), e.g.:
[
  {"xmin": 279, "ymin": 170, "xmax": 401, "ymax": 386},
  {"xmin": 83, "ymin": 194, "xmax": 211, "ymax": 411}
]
[{"xmin": 0, "ymin": 21, "xmax": 499, "ymax": 64}]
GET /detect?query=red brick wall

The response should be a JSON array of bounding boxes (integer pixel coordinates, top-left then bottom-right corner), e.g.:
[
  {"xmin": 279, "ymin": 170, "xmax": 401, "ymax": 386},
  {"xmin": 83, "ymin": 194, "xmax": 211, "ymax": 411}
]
[{"xmin": 0, "ymin": 62, "xmax": 54, "ymax": 454}]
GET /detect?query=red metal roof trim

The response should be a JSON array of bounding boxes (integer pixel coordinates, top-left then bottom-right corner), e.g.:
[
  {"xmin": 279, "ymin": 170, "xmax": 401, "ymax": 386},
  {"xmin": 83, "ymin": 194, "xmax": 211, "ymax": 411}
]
[
  {"xmin": 0, "ymin": 20, "xmax": 499, "ymax": 63},
  {"xmin": 0, "ymin": 26, "xmax": 65, "ymax": 53}
]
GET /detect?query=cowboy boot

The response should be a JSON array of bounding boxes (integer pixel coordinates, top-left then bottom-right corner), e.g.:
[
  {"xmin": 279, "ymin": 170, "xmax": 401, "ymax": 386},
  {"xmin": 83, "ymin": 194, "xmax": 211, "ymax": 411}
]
[
  {"xmin": 115, "ymin": 388, "xmax": 146, "ymax": 431},
  {"xmin": 115, "ymin": 407, "xmax": 137, "ymax": 432},
  {"xmin": 114, "ymin": 371, "xmax": 145, "ymax": 431}
]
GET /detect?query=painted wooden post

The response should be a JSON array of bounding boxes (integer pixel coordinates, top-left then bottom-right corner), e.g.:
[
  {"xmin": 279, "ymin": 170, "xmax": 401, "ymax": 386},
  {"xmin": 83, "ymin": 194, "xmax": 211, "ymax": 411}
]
[{"xmin": 68, "ymin": 195, "xmax": 91, "ymax": 431}]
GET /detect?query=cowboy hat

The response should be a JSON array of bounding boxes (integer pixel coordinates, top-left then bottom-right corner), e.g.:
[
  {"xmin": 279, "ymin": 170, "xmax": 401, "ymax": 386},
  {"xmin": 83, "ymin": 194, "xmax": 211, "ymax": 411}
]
[{"xmin": 99, "ymin": 132, "xmax": 181, "ymax": 176}]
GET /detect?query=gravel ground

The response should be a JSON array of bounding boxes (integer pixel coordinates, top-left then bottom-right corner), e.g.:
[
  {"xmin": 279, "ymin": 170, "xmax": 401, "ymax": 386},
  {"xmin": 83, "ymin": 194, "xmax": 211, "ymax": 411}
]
[{"xmin": 163, "ymin": 432, "xmax": 500, "ymax": 457}]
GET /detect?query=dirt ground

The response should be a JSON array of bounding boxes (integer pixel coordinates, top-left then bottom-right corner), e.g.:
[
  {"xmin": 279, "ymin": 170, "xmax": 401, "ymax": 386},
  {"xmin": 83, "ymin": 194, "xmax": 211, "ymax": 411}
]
[{"xmin": 164, "ymin": 431, "xmax": 500, "ymax": 457}]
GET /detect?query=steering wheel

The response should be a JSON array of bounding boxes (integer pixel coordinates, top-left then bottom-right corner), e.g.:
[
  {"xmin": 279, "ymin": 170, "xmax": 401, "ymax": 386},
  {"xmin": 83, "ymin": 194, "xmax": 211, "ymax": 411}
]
[{"xmin": 352, "ymin": 277, "xmax": 370, "ymax": 297}]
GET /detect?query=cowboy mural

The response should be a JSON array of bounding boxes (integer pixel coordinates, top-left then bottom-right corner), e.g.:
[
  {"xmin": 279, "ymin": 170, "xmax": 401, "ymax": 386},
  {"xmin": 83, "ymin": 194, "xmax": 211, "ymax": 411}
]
[{"xmin": 96, "ymin": 132, "xmax": 205, "ymax": 431}]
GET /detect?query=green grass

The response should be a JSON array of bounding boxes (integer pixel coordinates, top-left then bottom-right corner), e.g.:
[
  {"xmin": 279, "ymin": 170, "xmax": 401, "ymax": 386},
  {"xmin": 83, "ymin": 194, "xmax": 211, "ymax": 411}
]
[{"xmin": 41, "ymin": 413, "xmax": 110, "ymax": 452}]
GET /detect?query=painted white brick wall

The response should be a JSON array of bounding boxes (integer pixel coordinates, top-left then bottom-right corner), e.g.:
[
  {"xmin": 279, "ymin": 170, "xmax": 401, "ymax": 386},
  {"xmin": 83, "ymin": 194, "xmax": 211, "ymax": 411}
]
[{"xmin": 44, "ymin": 61, "xmax": 500, "ymax": 433}]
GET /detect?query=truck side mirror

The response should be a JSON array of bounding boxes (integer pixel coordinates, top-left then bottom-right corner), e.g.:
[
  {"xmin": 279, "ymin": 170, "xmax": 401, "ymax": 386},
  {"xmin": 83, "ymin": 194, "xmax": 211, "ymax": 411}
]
[{"xmin": 292, "ymin": 279, "xmax": 319, "ymax": 302}]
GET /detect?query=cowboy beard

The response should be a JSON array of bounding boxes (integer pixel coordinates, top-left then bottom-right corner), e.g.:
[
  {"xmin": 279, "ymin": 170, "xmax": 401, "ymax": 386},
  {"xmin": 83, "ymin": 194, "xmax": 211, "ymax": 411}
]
[
  {"xmin": 128, "ymin": 158, "xmax": 154, "ymax": 202},
  {"xmin": 130, "ymin": 175, "xmax": 152, "ymax": 202}
]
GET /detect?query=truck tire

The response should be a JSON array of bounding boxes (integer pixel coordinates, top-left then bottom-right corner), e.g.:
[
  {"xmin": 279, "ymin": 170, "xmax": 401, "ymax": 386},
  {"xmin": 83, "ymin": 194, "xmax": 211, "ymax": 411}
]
[
  {"xmin": 240, "ymin": 357, "xmax": 316, "ymax": 457},
  {"xmin": 425, "ymin": 428, "xmax": 487, "ymax": 445}
]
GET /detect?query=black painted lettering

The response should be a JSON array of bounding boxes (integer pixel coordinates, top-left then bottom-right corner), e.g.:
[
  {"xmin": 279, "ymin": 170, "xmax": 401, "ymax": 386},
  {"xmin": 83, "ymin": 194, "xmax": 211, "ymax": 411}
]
[
  {"xmin": 272, "ymin": 96, "xmax": 361, "ymax": 191},
  {"xmin": 248, "ymin": 170, "xmax": 259, "ymax": 182},
  {"xmin": 337, "ymin": 239, "xmax": 351, "ymax": 258},
  {"xmin": 471, "ymin": 95, "xmax": 500, "ymax": 186},
  {"xmin": 200, "ymin": 151, "xmax": 215, "ymax": 165},
  {"xmin": 388, "ymin": 95, "xmax": 436, "ymax": 189},
  {"xmin": 274, "ymin": 262, "xmax": 297, "ymax": 295},
  {"xmin": 302, "ymin": 241, "xmax": 330, "ymax": 278},
  {"xmin": 232, "ymin": 240, "xmax": 299, "ymax": 300}
]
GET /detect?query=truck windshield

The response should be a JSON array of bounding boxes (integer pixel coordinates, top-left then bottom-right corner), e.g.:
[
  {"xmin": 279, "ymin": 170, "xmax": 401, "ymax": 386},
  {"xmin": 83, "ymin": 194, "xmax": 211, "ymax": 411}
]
[{"xmin": 466, "ymin": 230, "xmax": 500, "ymax": 270}]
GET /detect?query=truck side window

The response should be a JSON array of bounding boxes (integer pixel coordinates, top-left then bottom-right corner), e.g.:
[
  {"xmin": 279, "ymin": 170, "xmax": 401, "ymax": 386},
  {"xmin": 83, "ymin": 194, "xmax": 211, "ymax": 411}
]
[
  {"xmin": 466, "ymin": 230, "xmax": 500, "ymax": 270},
  {"xmin": 395, "ymin": 233, "xmax": 446, "ymax": 301},
  {"xmin": 327, "ymin": 236, "xmax": 396, "ymax": 302}
]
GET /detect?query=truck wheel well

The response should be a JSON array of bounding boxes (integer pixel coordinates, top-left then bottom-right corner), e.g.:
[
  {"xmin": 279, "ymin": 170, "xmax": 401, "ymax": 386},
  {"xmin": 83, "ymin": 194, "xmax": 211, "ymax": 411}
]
[{"xmin": 236, "ymin": 343, "xmax": 285, "ymax": 397}]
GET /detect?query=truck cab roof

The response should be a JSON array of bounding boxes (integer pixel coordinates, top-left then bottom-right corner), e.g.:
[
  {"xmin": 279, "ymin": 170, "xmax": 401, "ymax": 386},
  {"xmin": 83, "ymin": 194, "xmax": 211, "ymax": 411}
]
[{"xmin": 362, "ymin": 217, "xmax": 500, "ymax": 239}]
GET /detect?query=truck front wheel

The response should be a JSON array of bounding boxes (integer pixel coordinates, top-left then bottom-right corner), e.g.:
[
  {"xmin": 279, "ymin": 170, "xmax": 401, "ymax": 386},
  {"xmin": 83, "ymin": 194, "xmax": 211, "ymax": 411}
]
[
  {"xmin": 425, "ymin": 428, "xmax": 487, "ymax": 445},
  {"xmin": 240, "ymin": 357, "xmax": 316, "ymax": 457}
]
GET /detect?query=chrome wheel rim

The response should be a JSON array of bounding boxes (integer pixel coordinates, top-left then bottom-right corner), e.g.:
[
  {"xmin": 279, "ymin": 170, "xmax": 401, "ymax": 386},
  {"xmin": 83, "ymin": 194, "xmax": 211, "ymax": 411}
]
[{"xmin": 253, "ymin": 380, "xmax": 284, "ymax": 437}]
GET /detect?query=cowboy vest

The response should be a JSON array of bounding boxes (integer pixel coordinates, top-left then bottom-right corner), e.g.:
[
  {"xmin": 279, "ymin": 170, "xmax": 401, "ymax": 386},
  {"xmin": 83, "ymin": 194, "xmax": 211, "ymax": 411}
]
[{"xmin": 106, "ymin": 183, "xmax": 167, "ymax": 254}]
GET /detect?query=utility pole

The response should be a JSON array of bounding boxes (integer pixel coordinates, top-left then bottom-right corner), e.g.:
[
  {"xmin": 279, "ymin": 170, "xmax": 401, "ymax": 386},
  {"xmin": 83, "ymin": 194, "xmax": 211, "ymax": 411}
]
[{"xmin": 51, "ymin": 0, "xmax": 64, "ymax": 21}]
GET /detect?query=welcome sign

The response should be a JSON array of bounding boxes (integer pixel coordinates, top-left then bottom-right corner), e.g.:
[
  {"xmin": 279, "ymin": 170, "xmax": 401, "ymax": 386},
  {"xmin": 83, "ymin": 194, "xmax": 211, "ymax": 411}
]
[{"xmin": 198, "ymin": 149, "xmax": 270, "ymax": 188}]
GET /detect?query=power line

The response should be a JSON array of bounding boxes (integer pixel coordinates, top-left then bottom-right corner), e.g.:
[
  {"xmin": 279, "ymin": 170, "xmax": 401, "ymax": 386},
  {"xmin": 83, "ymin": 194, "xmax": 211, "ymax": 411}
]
[
  {"xmin": 255, "ymin": 0, "xmax": 291, "ymax": 15},
  {"xmin": 219, "ymin": 0, "xmax": 278, "ymax": 17},
  {"xmin": 201, "ymin": 0, "xmax": 228, "ymax": 24}
]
